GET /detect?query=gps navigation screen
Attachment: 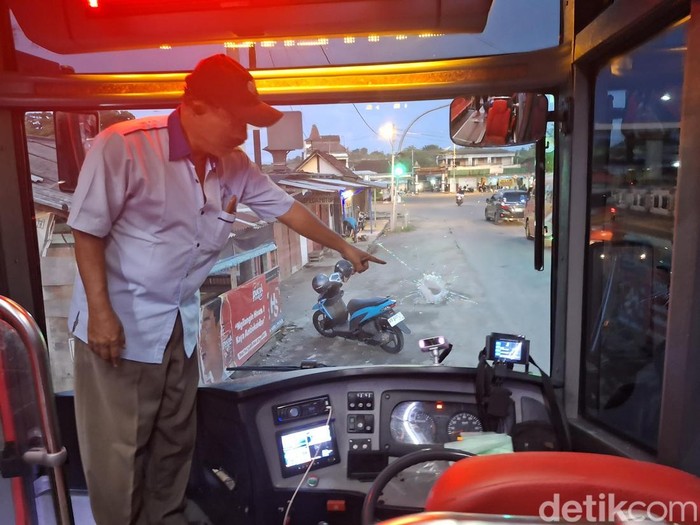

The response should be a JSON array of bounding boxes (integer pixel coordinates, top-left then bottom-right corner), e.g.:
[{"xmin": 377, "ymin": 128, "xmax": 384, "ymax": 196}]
[
  {"xmin": 486, "ymin": 333, "xmax": 530, "ymax": 364},
  {"xmin": 277, "ymin": 422, "xmax": 339, "ymax": 477},
  {"xmin": 494, "ymin": 339, "xmax": 523, "ymax": 361}
]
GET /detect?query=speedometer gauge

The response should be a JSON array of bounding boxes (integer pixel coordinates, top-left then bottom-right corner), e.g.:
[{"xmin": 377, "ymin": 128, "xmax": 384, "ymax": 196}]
[
  {"xmin": 447, "ymin": 412, "xmax": 483, "ymax": 440},
  {"xmin": 390, "ymin": 403, "xmax": 437, "ymax": 444}
]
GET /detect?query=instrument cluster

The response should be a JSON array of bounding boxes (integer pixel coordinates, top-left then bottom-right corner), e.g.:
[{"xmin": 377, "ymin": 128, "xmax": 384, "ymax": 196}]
[{"xmin": 388, "ymin": 400, "xmax": 483, "ymax": 445}]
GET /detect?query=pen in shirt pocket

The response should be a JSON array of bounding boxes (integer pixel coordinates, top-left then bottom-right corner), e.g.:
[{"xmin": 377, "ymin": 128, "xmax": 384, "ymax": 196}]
[{"xmin": 218, "ymin": 195, "xmax": 238, "ymax": 224}]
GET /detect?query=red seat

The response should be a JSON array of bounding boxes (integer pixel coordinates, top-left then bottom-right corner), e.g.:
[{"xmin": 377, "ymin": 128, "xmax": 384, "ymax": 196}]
[
  {"xmin": 450, "ymin": 96, "xmax": 471, "ymax": 120},
  {"xmin": 483, "ymin": 98, "xmax": 512, "ymax": 145},
  {"xmin": 425, "ymin": 452, "xmax": 700, "ymax": 524}
]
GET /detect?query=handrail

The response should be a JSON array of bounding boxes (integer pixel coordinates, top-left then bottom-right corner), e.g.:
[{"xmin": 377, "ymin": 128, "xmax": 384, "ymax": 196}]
[{"xmin": 0, "ymin": 296, "xmax": 74, "ymax": 525}]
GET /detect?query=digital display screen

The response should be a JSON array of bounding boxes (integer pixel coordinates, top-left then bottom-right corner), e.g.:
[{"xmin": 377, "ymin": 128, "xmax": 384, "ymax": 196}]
[
  {"xmin": 486, "ymin": 333, "xmax": 529, "ymax": 364},
  {"xmin": 276, "ymin": 421, "xmax": 340, "ymax": 478},
  {"xmin": 494, "ymin": 339, "xmax": 523, "ymax": 361}
]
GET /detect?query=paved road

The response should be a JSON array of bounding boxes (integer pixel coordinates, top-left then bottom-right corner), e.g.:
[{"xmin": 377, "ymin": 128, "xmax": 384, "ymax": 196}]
[{"xmin": 247, "ymin": 192, "xmax": 552, "ymax": 372}]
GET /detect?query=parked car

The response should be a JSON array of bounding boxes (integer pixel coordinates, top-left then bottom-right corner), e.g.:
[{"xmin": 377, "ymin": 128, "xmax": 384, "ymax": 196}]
[
  {"xmin": 524, "ymin": 182, "xmax": 554, "ymax": 245},
  {"xmin": 484, "ymin": 190, "xmax": 529, "ymax": 223},
  {"xmin": 524, "ymin": 198, "xmax": 555, "ymax": 245}
]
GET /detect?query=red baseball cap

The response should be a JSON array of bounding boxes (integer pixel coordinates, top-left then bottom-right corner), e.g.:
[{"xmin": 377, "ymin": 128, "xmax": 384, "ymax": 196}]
[{"xmin": 185, "ymin": 54, "xmax": 283, "ymax": 128}]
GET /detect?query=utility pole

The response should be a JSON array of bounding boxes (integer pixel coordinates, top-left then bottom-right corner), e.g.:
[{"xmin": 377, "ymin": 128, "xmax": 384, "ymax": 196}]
[
  {"xmin": 411, "ymin": 148, "xmax": 418, "ymax": 193},
  {"xmin": 381, "ymin": 103, "xmax": 451, "ymax": 231},
  {"xmin": 394, "ymin": 103, "xmax": 451, "ymax": 220},
  {"xmin": 389, "ymin": 149, "xmax": 396, "ymax": 231},
  {"xmin": 380, "ymin": 123, "xmax": 397, "ymax": 231},
  {"xmin": 452, "ymin": 143, "xmax": 457, "ymax": 191}
]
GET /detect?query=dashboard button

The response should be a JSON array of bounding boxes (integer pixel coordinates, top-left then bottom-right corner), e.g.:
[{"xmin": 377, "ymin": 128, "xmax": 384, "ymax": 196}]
[
  {"xmin": 327, "ymin": 500, "xmax": 346, "ymax": 512},
  {"xmin": 348, "ymin": 391, "xmax": 374, "ymax": 410},
  {"xmin": 347, "ymin": 414, "xmax": 374, "ymax": 433}
]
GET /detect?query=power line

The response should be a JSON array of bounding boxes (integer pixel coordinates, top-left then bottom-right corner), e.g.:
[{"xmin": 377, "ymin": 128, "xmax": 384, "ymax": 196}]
[{"xmin": 351, "ymin": 104, "xmax": 378, "ymax": 136}]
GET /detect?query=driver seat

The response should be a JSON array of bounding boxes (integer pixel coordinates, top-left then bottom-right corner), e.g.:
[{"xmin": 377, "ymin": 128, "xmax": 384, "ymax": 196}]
[{"xmin": 425, "ymin": 452, "xmax": 700, "ymax": 523}]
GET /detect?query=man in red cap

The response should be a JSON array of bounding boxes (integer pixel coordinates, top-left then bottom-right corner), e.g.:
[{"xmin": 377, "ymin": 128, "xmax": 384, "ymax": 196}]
[{"xmin": 67, "ymin": 54, "xmax": 384, "ymax": 524}]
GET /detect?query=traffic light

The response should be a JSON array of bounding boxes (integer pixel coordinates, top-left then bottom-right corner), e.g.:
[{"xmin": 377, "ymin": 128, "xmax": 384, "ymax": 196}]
[{"xmin": 393, "ymin": 162, "xmax": 407, "ymax": 177}]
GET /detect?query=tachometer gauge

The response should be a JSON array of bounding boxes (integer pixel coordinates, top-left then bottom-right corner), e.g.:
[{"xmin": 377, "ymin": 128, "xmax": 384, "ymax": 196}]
[{"xmin": 447, "ymin": 412, "xmax": 483, "ymax": 440}]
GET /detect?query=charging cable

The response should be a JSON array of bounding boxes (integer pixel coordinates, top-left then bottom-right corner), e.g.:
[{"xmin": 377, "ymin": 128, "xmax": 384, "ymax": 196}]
[{"xmin": 282, "ymin": 405, "xmax": 333, "ymax": 525}]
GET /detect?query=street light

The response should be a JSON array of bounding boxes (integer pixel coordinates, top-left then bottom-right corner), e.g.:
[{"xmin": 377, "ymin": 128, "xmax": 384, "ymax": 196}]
[
  {"xmin": 380, "ymin": 122, "xmax": 398, "ymax": 231},
  {"xmin": 380, "ymin": 103, "xmax": 451, "ymax": 231}
]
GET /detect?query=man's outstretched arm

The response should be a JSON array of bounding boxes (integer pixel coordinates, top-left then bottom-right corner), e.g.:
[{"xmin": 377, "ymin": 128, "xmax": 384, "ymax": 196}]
[{"xmin": 277, "ymin": 201, "xmax": 386, "ymax": 273}]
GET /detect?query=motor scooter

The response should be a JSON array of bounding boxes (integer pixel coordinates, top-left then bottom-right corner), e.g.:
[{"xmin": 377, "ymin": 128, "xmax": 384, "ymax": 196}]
[
  {"xmin": 311, "ymin": 260, "xmax": 410, "ymax": 353},
  {"xmin": 456, "ymin": 193, "xmax": 464, "ymax": 206}
]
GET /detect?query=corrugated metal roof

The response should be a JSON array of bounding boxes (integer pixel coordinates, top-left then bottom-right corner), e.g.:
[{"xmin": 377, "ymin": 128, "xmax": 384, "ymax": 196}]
[
  {"xmin": 308, "ymin": 177, "xmax": 385, "ymax": 189},
  {"xmin": 308, "ymin": 177, "xmax": 366, "ymax": 188},
  {"xmin": 277, "ymin": 179, "xmax": 340, "ymax": 192},
  {"xmin": 209, "ymin": 242, "xmax": 277, "ymax": 275}
]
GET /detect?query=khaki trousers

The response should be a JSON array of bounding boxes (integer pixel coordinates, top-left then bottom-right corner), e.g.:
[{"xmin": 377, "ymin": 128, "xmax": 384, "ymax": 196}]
[{"xmin": 74, "ymin": 315, "xmax": 199, "ymax": 525}]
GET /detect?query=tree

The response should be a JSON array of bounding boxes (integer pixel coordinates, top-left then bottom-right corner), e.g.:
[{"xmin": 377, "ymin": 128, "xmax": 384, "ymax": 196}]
[
  {"xmin": 350, "ymin": 147, "xmax": 368, "ymax": 157},
  {"xmin": 514, "ymin": 145, "xmax": 535, "ymax": 164},
  {"xmin": 399, "ymin": 145, "xmax": 442, "ymax": 168},
  {"xmin": 24, "ymin": 112, "xmax": 55, "ymax": 137},
  {"xmin": 545, "ymin": 150, "xmax": 554, "ymax": 172},
  {"xmin": 287, "ymin": 154, "xmax": 303, "ymax": 165},
  {"xmin": 99, "ymin": 110, "xmax": 136, "ymax": 131}
]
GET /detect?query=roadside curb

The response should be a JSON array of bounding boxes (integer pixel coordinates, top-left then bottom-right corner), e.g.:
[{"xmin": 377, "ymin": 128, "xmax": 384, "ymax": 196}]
[{"xmin": 367, "ymin": 220, "xmax": 390, "ymax": 255}]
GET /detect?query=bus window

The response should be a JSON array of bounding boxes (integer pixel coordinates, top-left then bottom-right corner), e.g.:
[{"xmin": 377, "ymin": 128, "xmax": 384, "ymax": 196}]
[
  {"xmin": 582, "ymin": 20, "xmax": 685, "ymax": 451},
  {"xmin": 54, "ymin": 112, "xmax": 99, "ymax": 193}
]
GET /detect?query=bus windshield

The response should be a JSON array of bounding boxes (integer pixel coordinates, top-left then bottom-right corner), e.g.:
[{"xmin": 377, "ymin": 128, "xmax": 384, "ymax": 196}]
[
  {"xmin": 27, "ymin": 97, "xmax": 553, "ymax": 389},
  {"xmin": 2, "ymin": 4, "xmax": 700, "ymax": 524}
]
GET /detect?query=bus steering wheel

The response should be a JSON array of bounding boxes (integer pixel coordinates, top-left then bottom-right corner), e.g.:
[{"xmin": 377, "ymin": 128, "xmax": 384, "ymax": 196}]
[{"xmin": 361, "ymin": 448, "xmax": 475, "ymax": 525}]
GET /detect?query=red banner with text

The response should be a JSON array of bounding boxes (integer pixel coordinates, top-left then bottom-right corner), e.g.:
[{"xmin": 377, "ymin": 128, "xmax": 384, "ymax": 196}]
[
  {"xmin": 198, "ymin": 268, "xmax": 283, "ymax": 385},
  {"xmin": 221, "ymin": 274, "xmax": 270, "ymax": 368}
]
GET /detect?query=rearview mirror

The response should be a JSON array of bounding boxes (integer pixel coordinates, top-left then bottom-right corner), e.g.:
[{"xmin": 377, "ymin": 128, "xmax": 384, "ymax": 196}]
[{"xmin": 450, "ymin": 93, "xmax": 548, "ymax": 147}]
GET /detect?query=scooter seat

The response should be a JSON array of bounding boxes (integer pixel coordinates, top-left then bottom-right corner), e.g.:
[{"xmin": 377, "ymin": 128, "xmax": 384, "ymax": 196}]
[{"xmin": 347, "ymin": 297, "xmax": 390, "ymax": 313}]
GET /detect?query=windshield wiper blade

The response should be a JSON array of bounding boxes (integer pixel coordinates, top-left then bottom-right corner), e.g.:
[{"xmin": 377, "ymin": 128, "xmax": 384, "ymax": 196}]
[{"xmin": 227, "ymin": 359, "xmax": 328, "ymax": 372}]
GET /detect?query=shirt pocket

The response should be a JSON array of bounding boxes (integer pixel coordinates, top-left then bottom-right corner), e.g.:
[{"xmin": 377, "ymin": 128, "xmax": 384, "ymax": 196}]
[
  {"xmin": 217, "ymin": 210, "xmax": 236, "ymax": 224},
  {"xmin": 201, "ymin": 211, "xmax": 236, "ymax": 252}
]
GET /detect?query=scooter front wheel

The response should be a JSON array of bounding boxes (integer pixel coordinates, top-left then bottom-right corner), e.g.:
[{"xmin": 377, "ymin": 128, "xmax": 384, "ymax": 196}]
[
  {"xmin": 378, "ymin": 322, "xmax": 403, "ymax": 353},
  {"xmin": 312, "ymin": 311, "xmax": 335, "ymax": 337}
]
